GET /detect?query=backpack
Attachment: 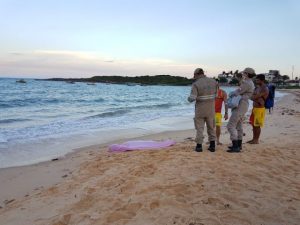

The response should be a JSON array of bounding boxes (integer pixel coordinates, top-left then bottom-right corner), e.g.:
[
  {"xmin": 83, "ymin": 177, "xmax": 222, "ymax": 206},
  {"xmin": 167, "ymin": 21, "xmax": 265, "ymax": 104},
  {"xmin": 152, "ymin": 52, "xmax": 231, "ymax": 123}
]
[{"xmin": 264, "ymin": 85, "xmax": 275, "ymax": 109}]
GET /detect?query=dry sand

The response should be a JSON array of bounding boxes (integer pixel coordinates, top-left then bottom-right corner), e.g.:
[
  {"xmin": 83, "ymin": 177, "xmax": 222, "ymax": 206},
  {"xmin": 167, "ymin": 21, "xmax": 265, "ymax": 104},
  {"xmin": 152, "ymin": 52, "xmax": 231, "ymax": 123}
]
[{"xmin": 0, "ymin": 91, "xmax": 299, "ymax": 225}]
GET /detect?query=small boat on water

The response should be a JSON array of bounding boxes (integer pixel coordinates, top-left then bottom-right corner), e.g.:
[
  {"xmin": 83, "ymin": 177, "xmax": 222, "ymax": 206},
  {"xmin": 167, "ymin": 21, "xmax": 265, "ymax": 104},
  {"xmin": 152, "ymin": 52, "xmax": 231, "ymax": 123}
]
[
  {"xmin": 16, "ymin": 79, "xmax": 26, "ymax": 83},
  {"xmin": 66, "ymin": 81, "xmax": 75, "ymax": 84},
  {"xmin": 126, "ymin": 82, "xmax": 137, "ymax": 86},
  {"xmin": 87, "ymin": 82, "xmax": 96, "ymax": 85}
]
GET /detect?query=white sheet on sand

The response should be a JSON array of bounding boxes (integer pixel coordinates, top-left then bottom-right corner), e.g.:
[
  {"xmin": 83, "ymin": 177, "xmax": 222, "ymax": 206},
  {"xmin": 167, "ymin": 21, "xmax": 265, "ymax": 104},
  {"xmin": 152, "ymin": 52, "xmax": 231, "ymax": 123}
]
[{"xmin": 109, "ymin": 140, "xmax": 176, "ymax": 152}]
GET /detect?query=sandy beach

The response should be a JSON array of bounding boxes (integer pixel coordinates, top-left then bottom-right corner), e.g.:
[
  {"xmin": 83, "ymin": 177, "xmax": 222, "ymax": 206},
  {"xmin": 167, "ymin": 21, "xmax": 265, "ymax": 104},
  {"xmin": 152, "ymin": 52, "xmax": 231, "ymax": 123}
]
[{"xmin": 0, "ymin": 91, "xmax": 299, "ymax": 225}]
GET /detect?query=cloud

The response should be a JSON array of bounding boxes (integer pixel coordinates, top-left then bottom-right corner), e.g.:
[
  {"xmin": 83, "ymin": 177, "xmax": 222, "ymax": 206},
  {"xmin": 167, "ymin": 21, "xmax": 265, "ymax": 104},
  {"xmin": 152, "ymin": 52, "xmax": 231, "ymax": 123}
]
[
  {"xmin": 0, "ymin": 50, "xmax": 219, "ymax": 78},
  {"xmin": 33, "ymin": 50, "xmax": 101, "ymax": 61},
  {"xmin": 9, "ymin": 52, "xmax": 25, "ymax": 56}
]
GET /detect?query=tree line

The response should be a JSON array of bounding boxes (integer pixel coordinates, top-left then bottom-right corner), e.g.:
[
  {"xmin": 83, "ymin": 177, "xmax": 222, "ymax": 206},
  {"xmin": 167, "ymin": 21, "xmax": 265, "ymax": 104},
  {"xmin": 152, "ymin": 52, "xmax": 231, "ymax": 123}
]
[{"xmin": 45, "ymin": 75, "xmax": 193, "ymax": 86}]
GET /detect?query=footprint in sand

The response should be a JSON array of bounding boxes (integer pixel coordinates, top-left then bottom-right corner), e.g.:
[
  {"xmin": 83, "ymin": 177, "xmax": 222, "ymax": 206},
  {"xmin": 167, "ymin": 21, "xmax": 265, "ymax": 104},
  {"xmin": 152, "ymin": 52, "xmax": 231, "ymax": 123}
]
[
  {"xmin": 149, "ymin": 200, "xmax": 160, "ymax": 210},
  {"xmin": 170, "ymin": 216, "xmax": 220, "ymax": 225},
  {"xmin": 201, "ymin": 197, "xmax": 232, "ymax": 210},
  {"xmin": 119, "ymin": 180, "xmax": 138, "ymax": 194},
  {"xmin": 283, "ymin": 208, "xmax": 299, "ymax": 218},
  {"xmin": 52, "ymin": 214, "xmax": 72, "ymax": 225},
  {"xmin": 202, "ymin": 197, "xmax": 222, "ymax": 205},
  {"xmin": 130, "ymin": 164, "xmax": 157, "ymax": 177},
  {"xmin": 86, "ymin": 187, "xmax": 96, "ymax": 194},
  {"xmin": 220, "ymin": 193, "xmax": 254, "ymax": 209},
  {"xmin": 105, "ymin": 202, "xmax": 142, "ymax": 223},
  {"xmin": 219, "ymin": 214, "xmax": 252, "ymax": 225},
  {"xmin": 242, "ymin": 172, "xmax": 262, "ymax": 183}
]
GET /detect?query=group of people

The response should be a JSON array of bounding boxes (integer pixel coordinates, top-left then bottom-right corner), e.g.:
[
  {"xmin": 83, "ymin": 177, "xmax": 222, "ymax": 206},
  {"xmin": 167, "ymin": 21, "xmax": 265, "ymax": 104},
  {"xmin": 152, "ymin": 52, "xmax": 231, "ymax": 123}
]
[{"xmin": 188, "ymin": 67, "xmax": 270, "ymax": 153}]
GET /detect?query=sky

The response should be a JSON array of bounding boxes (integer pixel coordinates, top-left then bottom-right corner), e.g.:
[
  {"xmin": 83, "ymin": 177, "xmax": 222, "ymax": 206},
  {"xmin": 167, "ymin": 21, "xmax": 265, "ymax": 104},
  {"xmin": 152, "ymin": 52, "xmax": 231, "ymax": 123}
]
[{"xmin": 0, "ymin": 0, "xmax": 299, "ymax": 78}]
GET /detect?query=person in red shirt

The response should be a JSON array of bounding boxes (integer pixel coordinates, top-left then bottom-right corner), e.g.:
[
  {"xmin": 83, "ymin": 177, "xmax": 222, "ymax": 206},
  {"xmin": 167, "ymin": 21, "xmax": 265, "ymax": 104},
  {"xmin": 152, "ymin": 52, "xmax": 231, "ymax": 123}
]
[{"xmin": 215, "ymin": 80, "xmax": 228, "ymax": 145}]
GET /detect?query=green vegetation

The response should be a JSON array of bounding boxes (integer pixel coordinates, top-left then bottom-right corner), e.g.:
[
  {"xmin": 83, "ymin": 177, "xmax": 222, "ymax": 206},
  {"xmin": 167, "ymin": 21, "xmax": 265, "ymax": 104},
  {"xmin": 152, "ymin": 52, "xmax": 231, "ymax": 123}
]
[
  {"xmin": 218, "ymin": 77, "xmax": 228, "ymax": 84},
  {"xmin": 46, "ymin": 75, "xmax": 193, "ymax": 86},
  {"xmin": 229, "ymin": 78, "xmax": 239, "ymax": 85}
]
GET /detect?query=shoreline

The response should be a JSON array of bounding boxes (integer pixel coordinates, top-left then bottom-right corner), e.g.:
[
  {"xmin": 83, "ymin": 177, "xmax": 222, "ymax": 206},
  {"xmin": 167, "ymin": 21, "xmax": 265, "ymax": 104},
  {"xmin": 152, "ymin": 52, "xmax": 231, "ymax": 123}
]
[
  {"xmin": 0, "ymin": 115, "xmax": 194, "ymax": 169},
  {"xmin": 0, "ymin": 90, "xmax": 299, "ymax": 225},
  {"xmin": 0, "ymin": 90, "xmax": 291, "ymax": 203},
  {"xmin": 0, "ymin": 89, "xmax": 287, "ymax": 169}
]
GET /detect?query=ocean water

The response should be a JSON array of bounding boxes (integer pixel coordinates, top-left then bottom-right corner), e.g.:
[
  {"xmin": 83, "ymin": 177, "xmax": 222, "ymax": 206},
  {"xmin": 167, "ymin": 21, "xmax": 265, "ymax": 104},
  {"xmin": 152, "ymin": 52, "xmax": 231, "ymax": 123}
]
[{"xmin": 0, "ymin": 78, "xmax": 284, "ymax": 168}]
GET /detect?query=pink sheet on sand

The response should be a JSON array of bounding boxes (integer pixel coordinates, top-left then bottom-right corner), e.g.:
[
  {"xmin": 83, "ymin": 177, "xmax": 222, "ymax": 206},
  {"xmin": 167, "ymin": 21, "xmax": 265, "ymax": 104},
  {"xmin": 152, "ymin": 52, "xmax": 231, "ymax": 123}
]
[{"xmin": 109, "ymin": 140, "xmax": 176, "ymax": 152}]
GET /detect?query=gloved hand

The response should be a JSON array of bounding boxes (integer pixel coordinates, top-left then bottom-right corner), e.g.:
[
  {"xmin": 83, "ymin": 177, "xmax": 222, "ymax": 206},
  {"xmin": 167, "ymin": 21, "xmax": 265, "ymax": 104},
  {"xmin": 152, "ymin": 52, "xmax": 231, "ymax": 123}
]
[
  {"xmin": 187, "ymin": 95, "xmax": 196, "ymax": 103},
  {"xmin": 224, "ymin": 113, "xmax": 229, "ymax": 120}
]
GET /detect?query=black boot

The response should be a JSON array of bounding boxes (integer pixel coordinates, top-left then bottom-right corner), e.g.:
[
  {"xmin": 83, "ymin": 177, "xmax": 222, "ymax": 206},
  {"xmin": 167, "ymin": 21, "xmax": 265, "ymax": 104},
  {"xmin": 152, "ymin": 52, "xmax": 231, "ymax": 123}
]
[
  {"xmin": 227, "ymin": 140, "xmax": 240, "ymax": 153},
  {"xmin": 195, "ymin": 144, "xmax": 202, "ymax": 152},
  {"xmin": 228, "ymin": 140, "xmax": 242, "ymax": 150},
  {"xmin": 237, "ymin": 140, "xmax": 242, "ymax": 150},
  {"xmin": 208, "ymin": 141, "xmax": 215, "ymax": 152}
]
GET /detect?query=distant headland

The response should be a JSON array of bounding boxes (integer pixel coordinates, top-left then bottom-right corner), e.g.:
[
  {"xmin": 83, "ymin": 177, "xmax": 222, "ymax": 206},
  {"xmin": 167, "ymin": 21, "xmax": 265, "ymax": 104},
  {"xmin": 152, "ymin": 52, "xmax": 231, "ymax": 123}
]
[{"xmin": 42, "ymin": 75, "xmax": 193, "ymax": 86}]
